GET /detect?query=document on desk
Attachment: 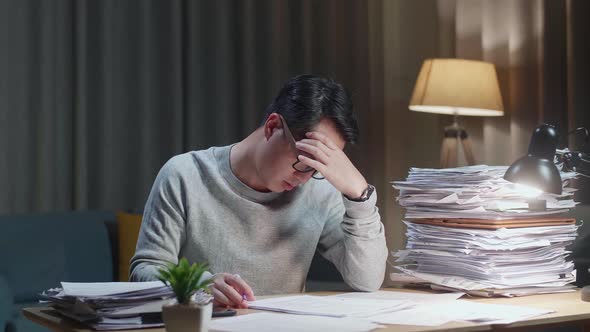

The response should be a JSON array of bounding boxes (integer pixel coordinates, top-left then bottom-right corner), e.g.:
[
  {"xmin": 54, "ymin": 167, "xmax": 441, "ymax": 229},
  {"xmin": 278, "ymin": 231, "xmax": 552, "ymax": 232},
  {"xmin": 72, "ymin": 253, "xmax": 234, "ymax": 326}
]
[
  {"xmin": 248, "ymin": 295, "xmax": 413, "ymax": 318},
  {"xmin": 209, "ymin": 312, "xmax": 383, "ymax": 332},
  {"xmin": 332, "ymin": 290, "xmax": 464, "ymax": 302},
  {"xmin": 366, "ymin": 299, "xmax": 554, "ymax": 326}
]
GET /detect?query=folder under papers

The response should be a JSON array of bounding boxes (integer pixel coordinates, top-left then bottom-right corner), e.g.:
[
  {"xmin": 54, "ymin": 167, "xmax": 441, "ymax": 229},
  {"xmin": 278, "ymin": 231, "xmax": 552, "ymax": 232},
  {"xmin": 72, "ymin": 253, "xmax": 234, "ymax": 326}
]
[{"xmin": 410, "ymin": 217, "xmax": 576, "ymax": 229}]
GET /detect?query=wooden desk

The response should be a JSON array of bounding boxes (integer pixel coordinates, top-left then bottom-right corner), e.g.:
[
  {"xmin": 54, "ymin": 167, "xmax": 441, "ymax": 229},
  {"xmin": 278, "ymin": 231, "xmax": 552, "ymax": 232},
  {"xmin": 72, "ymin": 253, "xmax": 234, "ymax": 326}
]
[{"xmin": 23, "ymin": 288, "xmax": 590, "ymax": 332}]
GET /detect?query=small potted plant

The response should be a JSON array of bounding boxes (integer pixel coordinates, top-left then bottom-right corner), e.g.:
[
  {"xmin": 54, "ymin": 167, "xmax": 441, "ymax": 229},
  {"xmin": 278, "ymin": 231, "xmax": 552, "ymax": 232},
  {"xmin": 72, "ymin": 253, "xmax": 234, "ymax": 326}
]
[{"xmin": 158, "ymin": 258, "xmax": 213, "ymax": 332}]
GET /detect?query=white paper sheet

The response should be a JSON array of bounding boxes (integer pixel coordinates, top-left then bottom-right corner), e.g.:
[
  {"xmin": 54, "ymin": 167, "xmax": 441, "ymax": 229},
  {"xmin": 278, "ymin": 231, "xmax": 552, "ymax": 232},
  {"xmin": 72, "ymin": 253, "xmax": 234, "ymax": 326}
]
[
  {"xmin": 332, "ymin": 290, "xmax": 464, "ymax": 303},
  {"xmin": 248, "ymin": 295, "xmax": 412, "ymax": 318},
  {"xmin": 368, "ymin": 299, "xmax": 554, "ymax": 326},
  {"xmin": 209, "ymin": 313, "xmax": 383, "ymax": 332}
]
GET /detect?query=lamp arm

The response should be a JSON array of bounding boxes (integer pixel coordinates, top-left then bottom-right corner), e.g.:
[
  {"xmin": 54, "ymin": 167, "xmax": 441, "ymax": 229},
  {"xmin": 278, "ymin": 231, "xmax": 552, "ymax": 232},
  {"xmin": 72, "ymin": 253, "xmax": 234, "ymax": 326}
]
[
  {"xmin": 563, "ymin": 151, "xmax": 590, "ymax": 178},
  {"xmin": 558, "ymin": 126, "xmax": 590, "ymax": 178}
]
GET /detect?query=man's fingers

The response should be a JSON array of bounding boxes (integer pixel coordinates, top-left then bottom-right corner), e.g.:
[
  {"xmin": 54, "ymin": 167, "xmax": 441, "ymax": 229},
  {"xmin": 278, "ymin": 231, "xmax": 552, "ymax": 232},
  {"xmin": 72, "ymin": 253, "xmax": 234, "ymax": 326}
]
[
  {"xmin": 298, "ymin": 155, "xmax": 326, "ymax": 173},
  {"xmin": 227, "ymin": 275, "xmax": 256, "ymax": 301},
  {"xmin": 305, "ymin": 131, "xmax": 339, "ymax": 150},
  {"xmin": 211, "ymin": 288, "xmax": 231, "ymax": 307},
  {"xmin": 298, "ymin": 138, "xmax": 332, "ymax": 155},
  {"xmin": 295, "ymin": 141, "xmax": 329, "ymax": 164},
  {"xmin": 210, "ymin": 273, "xmax": 255, "ymax": 308},
  {"xmin": 215, "ymin": 281, "xmax": 245, "ymax": 307}
]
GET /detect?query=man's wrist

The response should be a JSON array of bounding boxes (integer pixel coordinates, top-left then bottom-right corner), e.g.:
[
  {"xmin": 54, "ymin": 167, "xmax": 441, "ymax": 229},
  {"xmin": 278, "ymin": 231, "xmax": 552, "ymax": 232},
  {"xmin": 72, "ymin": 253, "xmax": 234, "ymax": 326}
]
[{"xmin": 345, "ymin": 184, "xmax": 375, "ymax": 202}]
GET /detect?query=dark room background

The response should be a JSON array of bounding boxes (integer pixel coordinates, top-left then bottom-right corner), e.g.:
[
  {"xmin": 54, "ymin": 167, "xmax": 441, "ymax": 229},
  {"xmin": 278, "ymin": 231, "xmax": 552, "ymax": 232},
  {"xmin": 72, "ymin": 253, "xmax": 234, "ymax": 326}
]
[{"xmin": 1, "ymin": 0, "xmax": 589, "ymax": 266}]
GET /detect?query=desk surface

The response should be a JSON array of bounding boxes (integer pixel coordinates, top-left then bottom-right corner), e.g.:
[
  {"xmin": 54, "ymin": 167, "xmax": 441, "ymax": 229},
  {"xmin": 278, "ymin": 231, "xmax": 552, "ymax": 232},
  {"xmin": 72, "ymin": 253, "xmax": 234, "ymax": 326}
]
[{"xmin": 23, "ymin": 288, "xmax": 590, "ymax": 332}]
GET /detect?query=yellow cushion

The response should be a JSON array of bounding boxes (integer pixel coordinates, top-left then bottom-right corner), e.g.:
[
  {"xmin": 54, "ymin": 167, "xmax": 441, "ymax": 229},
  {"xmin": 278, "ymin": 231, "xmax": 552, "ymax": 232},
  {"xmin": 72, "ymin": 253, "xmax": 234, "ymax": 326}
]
[{"xmin": 116, "ymin": 211, "xmax": 143, "ymax": 281}]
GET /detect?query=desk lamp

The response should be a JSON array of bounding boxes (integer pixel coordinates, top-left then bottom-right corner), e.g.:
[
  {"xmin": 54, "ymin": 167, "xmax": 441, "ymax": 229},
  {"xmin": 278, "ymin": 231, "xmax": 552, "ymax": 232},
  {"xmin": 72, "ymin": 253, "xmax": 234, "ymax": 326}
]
[
  {"xmin": 409, "ymin": 58, "xmax": 504, "ymax": 168},
  {"xmin": 504, "ymin": 124, "xmax": 590, "ymax": 195},
  {"xmin": 504, "ymin": 124, "xmax": 563, "ymax": 195},
  {"xmin": 503, "ymin": 123, "xmax": 590, "ymax": 301}
]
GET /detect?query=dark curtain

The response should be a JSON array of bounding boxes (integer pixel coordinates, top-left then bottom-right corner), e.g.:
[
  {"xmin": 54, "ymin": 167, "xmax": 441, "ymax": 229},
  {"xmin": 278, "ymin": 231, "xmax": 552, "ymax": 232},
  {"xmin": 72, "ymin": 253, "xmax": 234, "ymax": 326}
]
[{"xmin": 0, "ymin": 0, "xmax": 375, "ymax": 214}]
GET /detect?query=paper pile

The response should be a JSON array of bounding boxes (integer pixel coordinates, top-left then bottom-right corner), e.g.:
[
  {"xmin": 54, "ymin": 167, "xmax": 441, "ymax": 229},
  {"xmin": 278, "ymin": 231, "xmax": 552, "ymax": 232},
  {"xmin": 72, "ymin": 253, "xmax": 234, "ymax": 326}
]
[
  {"xmin": 391, "ymin": 165, "xmax": 579, "ymax": 297},
  {"xmin": 40, "ymin": 281, "xmax": 174, "ymax": 330},
  {"xmin": 393, "ymin": 221, "xmax": 578, "ymax": 296},
  {"xmin": 392, "ymin": 165, "xmax": 577, "ymax": 220}
]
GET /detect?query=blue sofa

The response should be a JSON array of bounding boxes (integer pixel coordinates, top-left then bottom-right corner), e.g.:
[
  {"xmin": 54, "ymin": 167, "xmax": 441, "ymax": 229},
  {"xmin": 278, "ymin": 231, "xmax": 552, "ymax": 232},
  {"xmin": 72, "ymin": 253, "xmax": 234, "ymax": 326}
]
[{"xmin": 0, "ymin": 211, "xmax": 116, "ymax": 332}]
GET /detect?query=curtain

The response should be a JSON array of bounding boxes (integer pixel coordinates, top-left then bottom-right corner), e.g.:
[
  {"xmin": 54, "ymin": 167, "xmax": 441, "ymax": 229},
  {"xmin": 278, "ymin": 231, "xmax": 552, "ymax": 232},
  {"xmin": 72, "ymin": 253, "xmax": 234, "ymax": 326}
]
[{"xmin": 0, "ymin": 0, "xmax": 376, "ymax": 214}]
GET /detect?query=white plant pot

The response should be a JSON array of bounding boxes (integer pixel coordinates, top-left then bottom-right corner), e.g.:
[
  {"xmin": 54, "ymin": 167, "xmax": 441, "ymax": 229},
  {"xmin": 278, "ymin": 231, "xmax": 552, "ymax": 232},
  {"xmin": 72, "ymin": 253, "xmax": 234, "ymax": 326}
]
[{"xmin": 162, "ymin": 302, "xmax": 212, "ymax": 332}]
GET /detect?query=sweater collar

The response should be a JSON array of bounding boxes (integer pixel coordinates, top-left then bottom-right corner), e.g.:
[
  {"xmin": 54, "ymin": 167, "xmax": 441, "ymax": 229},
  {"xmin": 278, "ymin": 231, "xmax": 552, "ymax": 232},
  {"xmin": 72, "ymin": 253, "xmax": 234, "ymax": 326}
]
[{"xmin": 216, "ymin": 145, "xmax": 283, "ymax": 204}]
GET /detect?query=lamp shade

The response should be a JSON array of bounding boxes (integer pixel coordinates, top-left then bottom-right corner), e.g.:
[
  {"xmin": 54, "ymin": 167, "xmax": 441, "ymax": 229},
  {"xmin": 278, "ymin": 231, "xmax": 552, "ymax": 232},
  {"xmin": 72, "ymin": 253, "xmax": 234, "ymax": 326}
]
[
  {"xmin": 409, "ymin": 59, "xmax": 504, "ymax": 116},
  {"xmin": 503, "ymin": 124, "xmax": 562, "ymax": 195}
]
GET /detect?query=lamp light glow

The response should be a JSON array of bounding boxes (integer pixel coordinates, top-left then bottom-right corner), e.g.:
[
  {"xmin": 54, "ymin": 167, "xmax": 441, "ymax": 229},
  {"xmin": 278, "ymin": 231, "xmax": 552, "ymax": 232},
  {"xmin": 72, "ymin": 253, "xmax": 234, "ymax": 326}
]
[{"xmin": 511, "ymin": 183, "xmax": 543, "ymax": 198}]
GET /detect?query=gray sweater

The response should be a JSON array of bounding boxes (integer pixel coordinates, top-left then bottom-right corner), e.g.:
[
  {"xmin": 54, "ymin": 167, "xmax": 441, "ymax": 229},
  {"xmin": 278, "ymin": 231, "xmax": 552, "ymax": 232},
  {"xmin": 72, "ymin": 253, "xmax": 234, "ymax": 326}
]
[{"xmin": 130, "ymin": 145, "xmax": 387, "ymax": 294}]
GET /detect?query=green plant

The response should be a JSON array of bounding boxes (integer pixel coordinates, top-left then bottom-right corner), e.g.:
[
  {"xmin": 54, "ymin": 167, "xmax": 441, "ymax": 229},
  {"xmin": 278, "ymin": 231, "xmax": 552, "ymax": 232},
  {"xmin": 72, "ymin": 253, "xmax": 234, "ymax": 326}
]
[{"xmin": 158, "ymin": 258, "xmax": 212, "ymax": 305}]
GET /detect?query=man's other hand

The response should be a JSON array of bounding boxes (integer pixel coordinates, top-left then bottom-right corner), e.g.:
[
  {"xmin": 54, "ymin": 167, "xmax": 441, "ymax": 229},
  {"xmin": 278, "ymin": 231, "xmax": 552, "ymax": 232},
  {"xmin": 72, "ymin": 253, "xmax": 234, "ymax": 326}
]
[{"xmin": 210, "ymin": 273, "xmax": 256, "ymax": 308}]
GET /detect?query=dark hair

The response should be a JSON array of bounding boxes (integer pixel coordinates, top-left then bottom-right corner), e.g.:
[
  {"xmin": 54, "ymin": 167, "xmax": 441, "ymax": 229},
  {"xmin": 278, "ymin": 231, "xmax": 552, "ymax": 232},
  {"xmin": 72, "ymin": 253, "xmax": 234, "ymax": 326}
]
[{"xmin": 262, "ymin": 75, "xmax": 359, "ymax": 144}]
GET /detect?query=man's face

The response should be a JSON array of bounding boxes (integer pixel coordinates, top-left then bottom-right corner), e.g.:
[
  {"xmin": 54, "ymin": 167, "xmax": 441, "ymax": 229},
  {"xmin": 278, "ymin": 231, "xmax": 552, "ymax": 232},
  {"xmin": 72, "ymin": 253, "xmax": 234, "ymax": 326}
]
[{"xmin": 258, "ymin": 113, "xmax": 346, "ymax": 192}]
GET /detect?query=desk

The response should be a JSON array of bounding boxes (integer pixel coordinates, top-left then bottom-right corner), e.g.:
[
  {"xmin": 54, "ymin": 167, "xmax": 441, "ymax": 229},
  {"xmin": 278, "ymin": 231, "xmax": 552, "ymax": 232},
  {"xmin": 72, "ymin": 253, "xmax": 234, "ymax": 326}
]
[{"xmin": 23, "ymin": 288, "xmax": 590, "ymax": 332}]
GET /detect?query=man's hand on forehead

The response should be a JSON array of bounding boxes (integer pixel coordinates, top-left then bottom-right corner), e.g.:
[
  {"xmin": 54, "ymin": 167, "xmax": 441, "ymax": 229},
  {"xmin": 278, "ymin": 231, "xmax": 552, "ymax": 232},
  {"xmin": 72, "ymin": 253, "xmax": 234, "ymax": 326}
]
[{"xmin": 295, "ymin": 131, "xmax": 368, "ymax": 199}]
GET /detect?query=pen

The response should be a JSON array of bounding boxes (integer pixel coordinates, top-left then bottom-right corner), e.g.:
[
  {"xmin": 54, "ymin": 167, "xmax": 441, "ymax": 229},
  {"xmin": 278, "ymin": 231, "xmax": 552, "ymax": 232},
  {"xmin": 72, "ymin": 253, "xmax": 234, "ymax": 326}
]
[{"xmin": 234, "ymin": 274, "xmax": 247, "ymax": 303}]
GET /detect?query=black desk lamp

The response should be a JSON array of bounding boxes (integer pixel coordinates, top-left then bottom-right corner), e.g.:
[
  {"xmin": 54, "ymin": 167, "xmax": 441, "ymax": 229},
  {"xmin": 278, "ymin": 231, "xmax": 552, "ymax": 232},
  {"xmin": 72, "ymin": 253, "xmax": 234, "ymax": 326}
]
[
  {"xmin": 504, "ymin": 124, "xmax": 590, "ymax": 193},
  {"xmin": 503, "ymin": 124, "xmax": 563, "ymax": 195},
  {"xmin": 504, "ymin": 123, "xmax": 590, "ymax": 301}
]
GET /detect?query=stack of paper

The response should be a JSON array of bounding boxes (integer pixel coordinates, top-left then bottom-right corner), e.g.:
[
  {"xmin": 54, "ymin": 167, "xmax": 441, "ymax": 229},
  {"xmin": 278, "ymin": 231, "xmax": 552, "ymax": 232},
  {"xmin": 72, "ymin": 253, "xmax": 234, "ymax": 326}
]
[
  {"xmin": 40, "ymin": 281, "xmax": 174, "ymax": 330},
  {"xmin": 392, "ymin": 165, "xmax": 577, "ymax": 219},
  {"xmin": 391, "ymin": 165, "xmax": 580, "ymax": 297},
  {"xmin": 392, "ymin": 221, "xmax": 578, "ymax": 296}
]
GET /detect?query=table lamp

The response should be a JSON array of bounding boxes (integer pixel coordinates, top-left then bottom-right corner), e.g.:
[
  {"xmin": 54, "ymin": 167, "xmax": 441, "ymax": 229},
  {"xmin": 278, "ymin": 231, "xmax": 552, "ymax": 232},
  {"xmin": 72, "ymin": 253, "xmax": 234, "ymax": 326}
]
[
  {"xmin": 504, "ymin": 124, "xmax": 590, "ymax": 196},
  {"xmin": 504, "ymin": 123, "xmax": 590, "ymax": 301},
  {"xmin": 503, "ymin": 124, "xmax": 562, "ymax": 195},
  {"xmin": 409, "ymin": 58, "xmax": 504, "ymax": 168}
]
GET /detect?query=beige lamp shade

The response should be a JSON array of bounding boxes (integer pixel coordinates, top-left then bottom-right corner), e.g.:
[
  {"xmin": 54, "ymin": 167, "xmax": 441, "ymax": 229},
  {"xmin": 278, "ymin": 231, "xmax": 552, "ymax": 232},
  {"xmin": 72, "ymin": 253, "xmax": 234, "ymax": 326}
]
[{"xmin": 409, "ymin": 58, "xmax": 504, "ymax": 116}]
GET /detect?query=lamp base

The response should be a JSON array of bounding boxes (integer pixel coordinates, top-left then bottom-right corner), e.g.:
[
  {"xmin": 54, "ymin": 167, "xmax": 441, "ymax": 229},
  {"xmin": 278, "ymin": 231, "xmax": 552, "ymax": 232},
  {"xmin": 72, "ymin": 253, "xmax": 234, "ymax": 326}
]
[{"xmin": 440, "ymin": 121, "xmax": 475, "ymax": 168}]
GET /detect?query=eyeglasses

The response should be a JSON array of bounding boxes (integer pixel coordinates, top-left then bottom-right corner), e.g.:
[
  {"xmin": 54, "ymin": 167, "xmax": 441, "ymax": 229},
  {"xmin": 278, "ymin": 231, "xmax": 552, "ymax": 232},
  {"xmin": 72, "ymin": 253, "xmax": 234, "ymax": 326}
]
[{"xmin": 278, "ymin": 115, "xmax": 325, "ymax": 180}]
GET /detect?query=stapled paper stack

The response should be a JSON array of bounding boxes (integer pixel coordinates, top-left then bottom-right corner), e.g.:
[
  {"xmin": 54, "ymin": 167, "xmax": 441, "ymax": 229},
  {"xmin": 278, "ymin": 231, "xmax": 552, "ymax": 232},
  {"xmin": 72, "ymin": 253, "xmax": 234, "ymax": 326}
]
[
  {"xmin": 40, "ymin": 281, "xmax": 174, "ymax": 330},
  {"xmin": 391, "ymin": 165, "xmax": 579, "ymax": 297}
]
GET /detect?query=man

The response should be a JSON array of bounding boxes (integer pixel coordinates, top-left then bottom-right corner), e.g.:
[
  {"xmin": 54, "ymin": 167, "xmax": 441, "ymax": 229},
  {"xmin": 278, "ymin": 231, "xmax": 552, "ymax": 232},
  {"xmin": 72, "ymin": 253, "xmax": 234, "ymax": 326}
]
[{"xmin": 130, "ymin": 75, "xmax": 387, "ymax": 308}]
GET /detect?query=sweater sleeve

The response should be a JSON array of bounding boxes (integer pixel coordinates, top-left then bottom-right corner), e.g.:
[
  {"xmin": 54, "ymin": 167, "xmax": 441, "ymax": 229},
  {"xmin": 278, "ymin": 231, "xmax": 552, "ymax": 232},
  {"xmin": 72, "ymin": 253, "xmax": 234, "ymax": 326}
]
[
  {"xmin": 316, "ymin": 188, "xmax": 388, "ymax": 291},
  {"xmin": 129, "ymin": 157, "xmax": 188, "ymax": 281}
]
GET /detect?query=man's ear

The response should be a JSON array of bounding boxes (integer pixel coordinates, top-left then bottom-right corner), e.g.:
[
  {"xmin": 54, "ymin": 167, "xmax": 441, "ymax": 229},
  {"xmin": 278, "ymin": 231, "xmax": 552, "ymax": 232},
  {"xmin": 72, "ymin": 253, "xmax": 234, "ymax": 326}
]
[{"xmin": 263, "ymin": 113, "xmax": 282, "ymax": 141}]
